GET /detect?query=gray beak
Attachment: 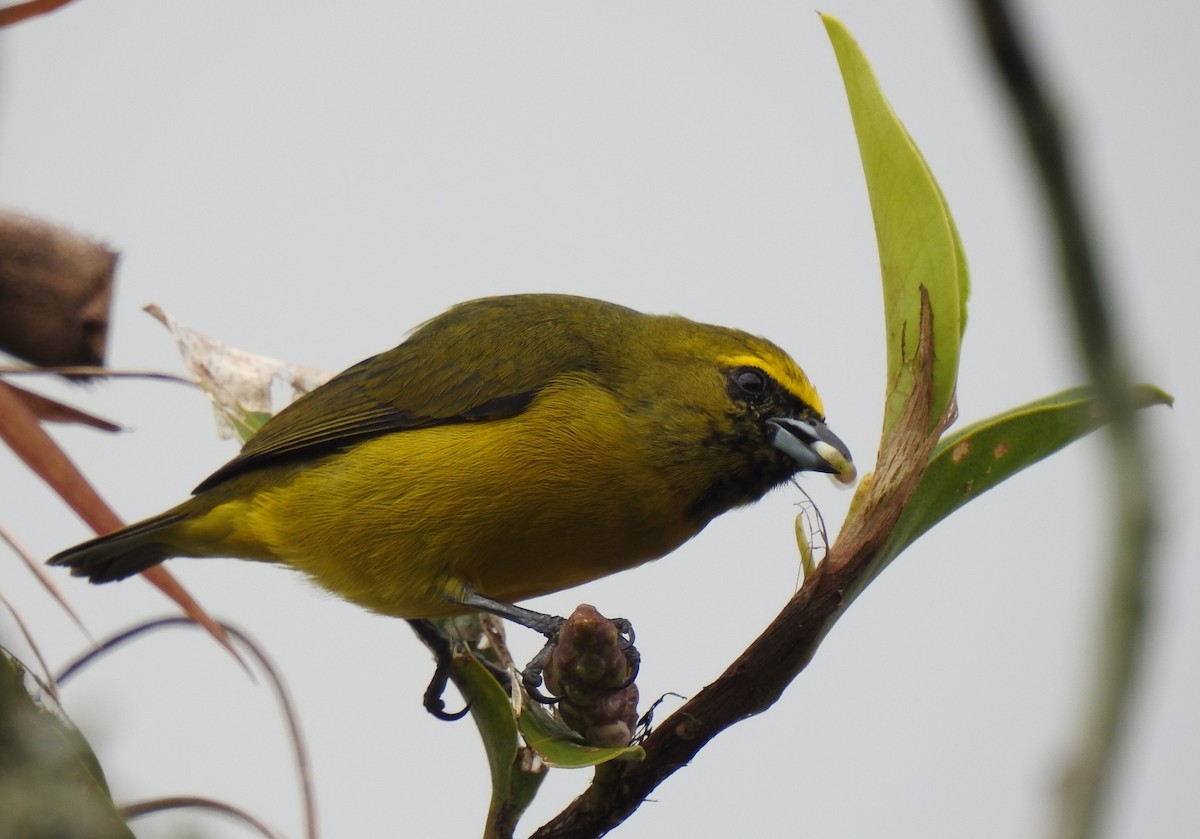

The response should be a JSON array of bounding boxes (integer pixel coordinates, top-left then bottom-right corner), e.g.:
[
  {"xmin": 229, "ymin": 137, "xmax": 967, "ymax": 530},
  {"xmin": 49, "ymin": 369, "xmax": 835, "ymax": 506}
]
[{"xmin": 767, "ymin": 416, "xmax": 857, "ymax": 485}]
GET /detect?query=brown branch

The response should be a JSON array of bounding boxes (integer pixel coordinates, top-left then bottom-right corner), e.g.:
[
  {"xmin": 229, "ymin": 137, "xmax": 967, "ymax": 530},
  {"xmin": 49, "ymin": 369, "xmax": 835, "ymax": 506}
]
[
  {"xmin": 0, "ymin": 0, "xmax": 79, "ymax": 28},
  {"xmin": 533, "ymin": 292, "xmax": 946, "ymax": 838},
  {"xmin": 0, "ymin": 380, "xmax": 122, "ymax": 431}
]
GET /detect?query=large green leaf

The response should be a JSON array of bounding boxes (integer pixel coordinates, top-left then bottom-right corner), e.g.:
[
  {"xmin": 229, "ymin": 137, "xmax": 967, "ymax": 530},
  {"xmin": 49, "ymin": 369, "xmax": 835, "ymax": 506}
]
[
  {"xmin": 876, "ymin": 384, "xmax": 1173, "ymax": 569},
  {"xmin": 822, "ymin": 14, "xmax": 969, "ymax": 440}
]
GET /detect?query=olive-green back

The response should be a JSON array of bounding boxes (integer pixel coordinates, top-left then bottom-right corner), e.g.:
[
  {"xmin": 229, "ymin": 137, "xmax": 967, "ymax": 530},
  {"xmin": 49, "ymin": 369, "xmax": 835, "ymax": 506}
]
[{"xmin": 195, "ymin": 294, "xmax": 641, "ymax": 492}]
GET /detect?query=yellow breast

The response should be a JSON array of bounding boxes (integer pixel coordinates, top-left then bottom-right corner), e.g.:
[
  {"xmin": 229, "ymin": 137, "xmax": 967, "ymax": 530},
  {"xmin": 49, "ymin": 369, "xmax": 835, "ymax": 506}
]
[{"xmin": 186, "ymin": 376, "xmax": 701, "ymax": 618}]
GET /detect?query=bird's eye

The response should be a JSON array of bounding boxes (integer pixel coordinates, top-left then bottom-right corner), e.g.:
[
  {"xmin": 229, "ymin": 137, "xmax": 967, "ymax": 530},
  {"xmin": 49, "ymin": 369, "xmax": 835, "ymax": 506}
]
[{"xmin": 731, "ymin": 367, "xmax": 768, "ymax": 397}]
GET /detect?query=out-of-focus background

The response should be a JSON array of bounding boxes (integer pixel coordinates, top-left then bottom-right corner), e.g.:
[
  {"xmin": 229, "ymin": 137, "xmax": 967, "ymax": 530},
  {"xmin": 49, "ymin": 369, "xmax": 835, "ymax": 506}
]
[{"xmin": 1, "ymin": 2, "xmax": 1194, "ymax": 837}]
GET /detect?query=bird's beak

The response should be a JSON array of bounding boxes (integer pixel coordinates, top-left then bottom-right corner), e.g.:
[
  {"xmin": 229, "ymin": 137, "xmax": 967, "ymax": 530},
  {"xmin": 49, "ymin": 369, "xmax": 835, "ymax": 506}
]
[{"xmin": 767, "ymin": 416, "xmax": 857, "ymax": 485}]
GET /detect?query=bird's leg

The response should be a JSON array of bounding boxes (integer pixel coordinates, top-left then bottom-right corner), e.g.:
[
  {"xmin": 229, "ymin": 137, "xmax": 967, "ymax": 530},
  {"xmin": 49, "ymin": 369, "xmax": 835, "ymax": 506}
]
[
  {"xmin": 454, "ymin": 589, "xmax": 566, "ymax": 638},
  {"xmin": 452, "ymin": 589, "xmax": 564, "ymax": 701}
]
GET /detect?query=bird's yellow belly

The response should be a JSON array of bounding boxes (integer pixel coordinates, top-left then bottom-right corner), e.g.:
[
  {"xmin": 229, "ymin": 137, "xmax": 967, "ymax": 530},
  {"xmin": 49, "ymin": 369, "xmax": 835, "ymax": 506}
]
[{"xmin": 199, "ymin": 386, "xmax": 700, "ymax": 618}]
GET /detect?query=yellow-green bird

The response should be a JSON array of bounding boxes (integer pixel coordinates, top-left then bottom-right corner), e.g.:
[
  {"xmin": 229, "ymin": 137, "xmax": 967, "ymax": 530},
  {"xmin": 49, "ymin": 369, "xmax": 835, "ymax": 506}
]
[{"xmin": 49, "ymin": 294, "xmax": 855, "ymax": 635}]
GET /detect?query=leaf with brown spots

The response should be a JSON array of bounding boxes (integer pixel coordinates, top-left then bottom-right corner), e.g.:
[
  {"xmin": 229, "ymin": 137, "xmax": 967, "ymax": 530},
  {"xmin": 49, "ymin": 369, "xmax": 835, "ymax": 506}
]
[{"xmin": 878, "ymin": 384, "xmax": 1173, "ymax": 562}]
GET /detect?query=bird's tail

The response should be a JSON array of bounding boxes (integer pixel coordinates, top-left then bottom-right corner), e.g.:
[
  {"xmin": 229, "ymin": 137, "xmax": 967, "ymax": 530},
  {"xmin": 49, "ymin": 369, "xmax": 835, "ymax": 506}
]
[{"xmin": 47, "ymin": 511, "xmax": 188, "ymax": 583}]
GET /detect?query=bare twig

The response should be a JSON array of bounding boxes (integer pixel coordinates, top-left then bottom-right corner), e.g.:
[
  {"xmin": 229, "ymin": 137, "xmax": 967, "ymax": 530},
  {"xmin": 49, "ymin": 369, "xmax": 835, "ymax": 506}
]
[
  {"xmin": 968, "ymin": 3, "xmax": 1157, "ymax": 839},
  {"xmin": 0, "ymin": 365, "xmax": 199, "ymax": 388},
  {"xmin": 56, "ymin": 617, "xmax": 318, "ymax": 839},
  {"xmin": 0, "ymin": 520, "xmax": 92, "ymax": 643},
  {"xmin": 0, "ymin": 591, "xmax": 59, "ymax": 701},
  {"xmin": 121, "ymin": 795, "xmax": 284, "ymax": 839}
]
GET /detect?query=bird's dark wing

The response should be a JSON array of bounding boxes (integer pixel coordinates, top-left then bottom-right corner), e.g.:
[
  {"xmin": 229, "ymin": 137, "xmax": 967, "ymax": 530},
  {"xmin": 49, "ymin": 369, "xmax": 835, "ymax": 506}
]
[{"xmin": 194, "ymin": 295, "xmax": 623, "ymax": 492}]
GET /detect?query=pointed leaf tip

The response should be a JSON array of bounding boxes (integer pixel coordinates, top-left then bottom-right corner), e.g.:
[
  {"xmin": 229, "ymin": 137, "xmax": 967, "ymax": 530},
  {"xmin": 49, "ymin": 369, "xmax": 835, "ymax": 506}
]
[{"xmin": 821, "ymin": 14, "xmax": 968, "ymax": 442}]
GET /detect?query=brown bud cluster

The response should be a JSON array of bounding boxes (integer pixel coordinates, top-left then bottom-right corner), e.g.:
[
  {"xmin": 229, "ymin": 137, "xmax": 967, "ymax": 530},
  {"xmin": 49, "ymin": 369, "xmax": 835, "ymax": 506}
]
[{"xmin": 543, "ymin": 604, "xmax": 639, "ymax": 747}]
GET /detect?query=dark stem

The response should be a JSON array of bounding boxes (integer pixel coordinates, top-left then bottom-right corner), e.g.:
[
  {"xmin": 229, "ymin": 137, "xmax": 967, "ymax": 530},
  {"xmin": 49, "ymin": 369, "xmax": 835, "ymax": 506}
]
[{"xmin": 968, "ymin": 3, "xmax": 1157, "ymax": 839}]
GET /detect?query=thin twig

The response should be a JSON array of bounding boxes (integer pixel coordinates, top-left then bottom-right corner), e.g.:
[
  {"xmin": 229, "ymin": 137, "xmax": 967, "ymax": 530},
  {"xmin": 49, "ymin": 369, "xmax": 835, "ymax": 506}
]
[
  {"xmin": 0, "ymin": 520, "xmax": 93, "ymax": 644},
  {"xmin": 0, "ymin": 591, "xmax": 59, "ymax": 702},
  {"xmin": 968, "ymin": 3, "xmax": 1157, "ymax": 839},
  {"xmin": 0, "ymin": 365, "xmax": 199, "ymax": 387},
  {"xmin": 56, "ymin": 617, "xmax": 318, "ymax": 839},
  {"xmin": 121, "ymin": 795, "xmax": 284, "ymax": 839}
]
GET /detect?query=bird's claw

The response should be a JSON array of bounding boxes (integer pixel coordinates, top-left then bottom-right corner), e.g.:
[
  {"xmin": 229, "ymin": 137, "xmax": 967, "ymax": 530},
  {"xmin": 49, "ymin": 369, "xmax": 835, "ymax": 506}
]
[
  {"xmin": 519, "ymin": 631, "xmax": 562, "ymax": 703},
  {"xmin": 409, "ymin": 619, "xmax": 472, "ymax": 721},
  {"xmin": 615, "ymin": 642, "xmax": 641, "ymax": 690},
  {"xmin": 424, "ymin": 687, "xmax": 471, "ymax": 721},
  {"xmin": 611, "ymin": 617, "xmax": 635, "ymax": 650}
]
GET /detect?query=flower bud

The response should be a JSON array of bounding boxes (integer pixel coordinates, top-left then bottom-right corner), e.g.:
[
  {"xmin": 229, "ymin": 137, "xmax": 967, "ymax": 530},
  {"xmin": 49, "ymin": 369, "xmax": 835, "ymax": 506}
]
[{"xmin": 543, "ymin": 604, "xmax": 639, "ymax": 747}]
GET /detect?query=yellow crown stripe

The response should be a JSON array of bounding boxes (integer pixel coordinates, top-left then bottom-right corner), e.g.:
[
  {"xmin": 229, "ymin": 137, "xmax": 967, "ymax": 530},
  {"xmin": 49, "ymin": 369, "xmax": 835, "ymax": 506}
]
[{"xmin": 717, "ymin": 353, "xmax": 825, "ymax": 415}]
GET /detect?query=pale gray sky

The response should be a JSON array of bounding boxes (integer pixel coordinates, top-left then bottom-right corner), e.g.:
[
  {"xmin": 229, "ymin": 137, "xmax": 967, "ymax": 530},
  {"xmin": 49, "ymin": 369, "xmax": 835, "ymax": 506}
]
[{"xmin": 1, "ymin": 2, "xmax": 1195, "ymax": 837}]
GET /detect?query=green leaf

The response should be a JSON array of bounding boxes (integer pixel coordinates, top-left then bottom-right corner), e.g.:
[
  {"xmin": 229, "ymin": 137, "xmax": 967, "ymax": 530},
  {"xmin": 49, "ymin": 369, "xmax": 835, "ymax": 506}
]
[
  {"xmin": 517, "ymin": 694, "xmax": 644, "ymax": 769},
  {"xmin": 227, "ymin": 408, "xmax": 273, "ymax": 443},
  {"xmin": 876, "ymin": 384, "xmax": 1173, "ymax": 568},
  {"xmin": 436, "ymin": 634, "xmax": 545, "ymax": 837},
  {"xmin": 822, "ymin": 14, "xmax": 969, "ymax": 440},
  {"xmin": 455, "ymin": 653, "xmax": 519, "ymax": 804}
]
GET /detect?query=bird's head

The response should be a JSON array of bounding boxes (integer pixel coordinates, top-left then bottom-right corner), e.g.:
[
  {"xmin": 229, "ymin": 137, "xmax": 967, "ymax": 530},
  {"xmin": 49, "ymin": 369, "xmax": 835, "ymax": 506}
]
[{"xmin": 612, "ymin": 314, "xmax": 856, "ymax": 522}]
